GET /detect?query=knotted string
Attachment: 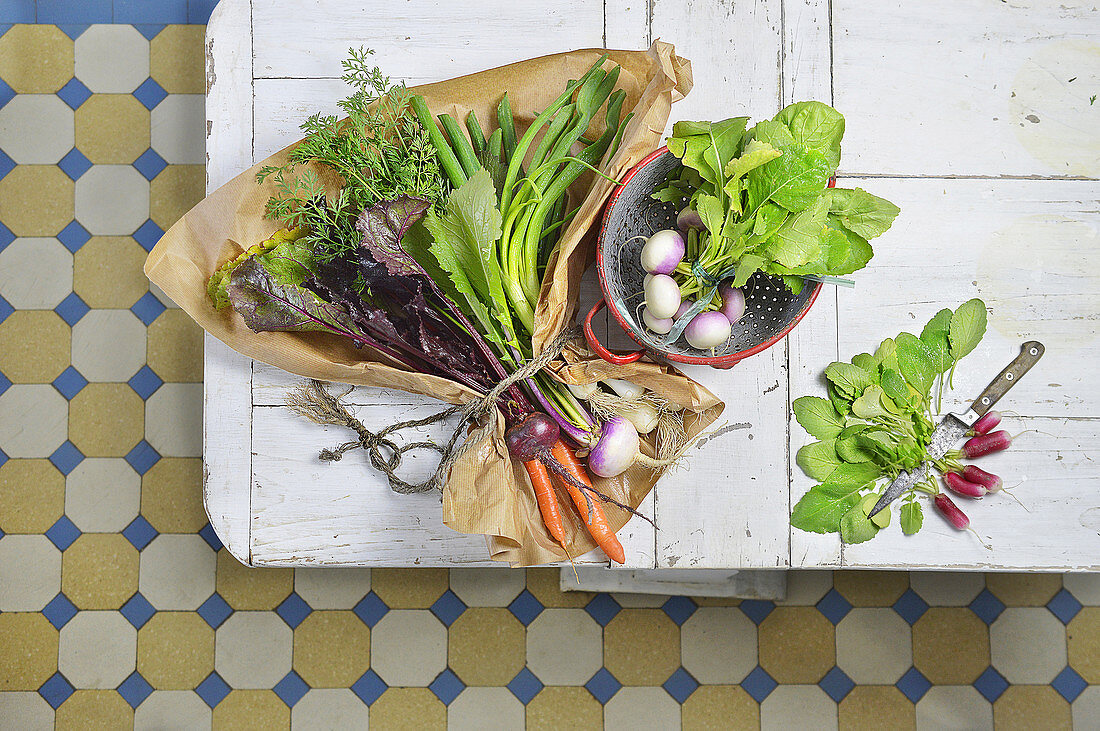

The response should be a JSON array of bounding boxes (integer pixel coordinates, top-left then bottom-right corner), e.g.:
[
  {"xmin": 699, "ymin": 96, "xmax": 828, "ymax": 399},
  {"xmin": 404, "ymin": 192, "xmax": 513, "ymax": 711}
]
[{"xmin": 285, "ymin": 328, "xmax": 578, "ymax": 494}]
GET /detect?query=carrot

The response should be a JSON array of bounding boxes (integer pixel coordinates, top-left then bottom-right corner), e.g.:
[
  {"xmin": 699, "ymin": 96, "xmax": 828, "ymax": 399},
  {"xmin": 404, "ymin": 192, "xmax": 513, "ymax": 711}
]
[
  {"xmin": 523, "ymin": 459, "xmax": 566, "ymax": 545},
  {"xmin": 549, "ymin": 441, "xmax": 626, "ymax": 564}
]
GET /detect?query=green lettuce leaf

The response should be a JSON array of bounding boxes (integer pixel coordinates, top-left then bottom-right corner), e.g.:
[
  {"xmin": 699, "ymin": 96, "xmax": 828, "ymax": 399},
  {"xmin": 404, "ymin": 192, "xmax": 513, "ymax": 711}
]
[
  {"xmin": 949, "ymin": 298, "xmax": 987, "ymax": 360},
  {"xmin": 823, "ymin": 187, "xmax": 900, "ymax": 240},
  {"xmin": 774, "ymin": 101, "xmax": 845, "ymax": 168},
  {"xmin": 793, "ymin": 396, "xmax": 845, "ymax": 440}
]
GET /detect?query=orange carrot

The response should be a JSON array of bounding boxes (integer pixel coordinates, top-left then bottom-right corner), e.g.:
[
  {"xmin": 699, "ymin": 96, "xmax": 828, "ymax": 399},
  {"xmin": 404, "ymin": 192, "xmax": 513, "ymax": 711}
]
[
  {"xmin": 523, "ymin": 459, "xmax": 566, "ymax": 545},
  {"xmin": 549, "ymin": 441, "xmax": 626, "ymax": 564}
]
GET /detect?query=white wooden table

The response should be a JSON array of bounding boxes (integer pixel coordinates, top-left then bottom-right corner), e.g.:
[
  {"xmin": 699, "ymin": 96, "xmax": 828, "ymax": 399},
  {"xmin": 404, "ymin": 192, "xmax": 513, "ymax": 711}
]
[{"xmin": 204, "ymin": 0, "xmax": 1100, "ymax": 572}]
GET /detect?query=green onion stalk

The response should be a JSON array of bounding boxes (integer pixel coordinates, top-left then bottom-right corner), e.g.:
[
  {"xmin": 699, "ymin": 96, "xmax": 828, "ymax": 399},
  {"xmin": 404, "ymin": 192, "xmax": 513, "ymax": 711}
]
[{"xmin": 411, "ymin": 55, "xmax": 634, "ymax": 443}]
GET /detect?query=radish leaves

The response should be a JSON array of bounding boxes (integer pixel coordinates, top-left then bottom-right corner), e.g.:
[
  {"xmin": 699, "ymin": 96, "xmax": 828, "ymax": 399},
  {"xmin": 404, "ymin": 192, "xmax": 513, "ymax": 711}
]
[{"xmin": 791, "ymin": 300, "xmax": 989, "ymax": 542}]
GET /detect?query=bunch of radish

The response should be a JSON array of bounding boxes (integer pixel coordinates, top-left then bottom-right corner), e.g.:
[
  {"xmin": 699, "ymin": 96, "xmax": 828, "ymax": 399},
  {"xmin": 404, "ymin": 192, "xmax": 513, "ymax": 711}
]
[
  {"xmin": 638, "ymin": 228, "xmax": 745, "ymax": 350},
  {"xmin": 932, "ymin": 411, "xmax": 1018, "ymax": 530}
]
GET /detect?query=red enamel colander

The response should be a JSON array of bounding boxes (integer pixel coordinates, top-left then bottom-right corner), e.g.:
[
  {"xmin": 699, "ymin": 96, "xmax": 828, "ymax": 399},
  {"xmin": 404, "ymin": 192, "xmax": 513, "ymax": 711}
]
[{"xmin": 583, "ymin": 147, "xmax": 826, "ymax": 369}]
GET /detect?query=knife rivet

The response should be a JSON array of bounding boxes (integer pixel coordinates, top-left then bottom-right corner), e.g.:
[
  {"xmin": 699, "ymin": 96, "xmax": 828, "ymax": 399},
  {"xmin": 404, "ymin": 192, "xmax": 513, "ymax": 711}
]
[
  {"xmin": 1030, "ymin": 348, "xmax": 1038, "ymax": 356},
  {"xmin": 982, "ymin": 397, "xmax": 990, "ymax": 404},
  {"xmin": 1006, "ymin": 373, "xmax": 1013, "ymax": 381}
]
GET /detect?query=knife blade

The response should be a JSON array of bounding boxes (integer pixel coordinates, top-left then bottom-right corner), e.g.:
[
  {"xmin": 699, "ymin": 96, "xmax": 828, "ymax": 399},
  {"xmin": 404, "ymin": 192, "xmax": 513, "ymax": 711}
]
[{"xmin": 867, "ymin": 340, "xmax": 1045, "ymax": 519}]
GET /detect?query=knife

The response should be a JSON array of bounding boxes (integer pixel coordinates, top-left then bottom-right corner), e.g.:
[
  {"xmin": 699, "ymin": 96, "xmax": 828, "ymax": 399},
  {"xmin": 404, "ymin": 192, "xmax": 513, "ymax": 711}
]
[{"xmin": 867, "ymin": 340, "xmax": 1045, "ymax": 519}]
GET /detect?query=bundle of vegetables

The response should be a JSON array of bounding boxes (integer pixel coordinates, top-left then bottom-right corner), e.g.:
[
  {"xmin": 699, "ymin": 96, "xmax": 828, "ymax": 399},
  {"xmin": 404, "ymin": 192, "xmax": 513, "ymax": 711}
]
[
  {"xmin": 204, "ymin": 49, "xmax": 698, "ymax": 564},
  {"xmin": 642, "ymin": 102, "xmax": 900, "ymax": 349},
  {"xmin": 790, "ymin": 298, "xmax": 1015, "ymax": 544}
]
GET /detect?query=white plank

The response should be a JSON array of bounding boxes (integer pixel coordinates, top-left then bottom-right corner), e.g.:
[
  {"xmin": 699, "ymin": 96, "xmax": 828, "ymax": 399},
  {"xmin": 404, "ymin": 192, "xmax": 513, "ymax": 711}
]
[
  {"xmin": 604, "ymin": 0, "xmax": 650, "ymax": 49},
  {"xmin": 252, "ymin": 78, "xmax": 351, "ymax": 161},
  {"xmin": 783, "ymin": 0, "xmax": 842, "ymax": 568},
  {"xmin": 835, "ymin": 178, "xmax": 1100, "ymax": 418},
  {"xmin": 252, "ymin": 0, "xmax": 605, "ymax": 81},
  {"xmin": 249, "ymin": 404, "xmax": 611, "ymax": 566},
  {"xmin": 833, "ymin": 0, "xmax": 1100, "ymax": 178},
  {"xmin": 839, "ymin": 418, "xmax": 1100, "ymax": 570},
  {"xmin": 203, "ymin": 0, "xmax": 255, "ymax": 565},
  {"xmin": 649, "ymin": 0, "xmax": 790, "ymax": 570}
]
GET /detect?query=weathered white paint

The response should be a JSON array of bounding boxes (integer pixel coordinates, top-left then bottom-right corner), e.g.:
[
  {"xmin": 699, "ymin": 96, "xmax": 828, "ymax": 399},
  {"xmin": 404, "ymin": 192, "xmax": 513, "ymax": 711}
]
[{"xmin": 206, "ymin": 0, "xmax": 1100, "ymax": 572}]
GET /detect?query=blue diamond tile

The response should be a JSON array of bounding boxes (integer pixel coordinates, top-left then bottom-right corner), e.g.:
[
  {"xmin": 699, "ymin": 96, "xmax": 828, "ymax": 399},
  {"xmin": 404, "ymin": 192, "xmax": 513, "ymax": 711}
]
[
  {"xmin": 428, "ymin": 668, "xmax": 465, "ymax": 705},
  {"xmin": 892, "ymin": 589, "xmax": 929, "ymax": 625},
  {"xmin": 45, "ymin": 515, "xmax": 81, "ymax": 551},
  {"xmin": 57, "ymin": 78, "xmax": 92, "ymax": 109},
  {"xmin": 969, "ymin": 588, "xmax": 1006, "ymax": 625},
  {"xmin": 127, "ymin": 365, "xmax": 162, "ymax": 399},
  {"xmin": 197, "ymin": 593, "xmax": 233, "ymax": 629},
  {"xmin": 0, "ymin": 294, "xmax": 12, "ymax": 324},
  {"xmin": 0, "ymin": 77, "xmax": 13, "ymax": 109},
  {"xmin": 49, "ymin": 440, "xmax": 84, "ymax": 476},
  {"xmin": 896, "ymin": 666, "xmax": 933, "ymax": 703},
  {"xmin": 42, "ymin": 593, "xmax": 79, "ymax": 629},
  {"xmin": 117, "ymin": 671, "xmax": 154, "ymax": 709},
  {"xmin": 276, "ymin": 593, "xmax": 312, "ymax": 629},
  {"xmin": 662, "ymin": 596, "xmax": 697, "ymax": 626},
  {"xmin": 353, "ymin": 591, "xmax": 389, "ymax": 628},
  {"xmin": 816, "ymin": 588, "xmax": 853, "ymax": 625},
  {"xmin": 350, "ymin": 669, "xmax": 387, "ymax": 705},
  {"xmin": 0, "ymin": 222, "xmax": 14, "ymax": 251},
  {"xmin": 273, "ymin": 670, "xmax": 309, "ymax": 707},
  {"xmin": 37, "ymin": 0, "xmax": 111, "ymax": 24},
  {"xmin": 54, "ymin": 292, "xmax": 90, "ymax": 326},
  {"xmin": 662, "ymin": 667, "xmax": 699, "ymax": 703},
  {"xmin": 122, "ymin": 516, "xmax": 158, "ymax": 550},
  {"xmin": 739, "ymin": 599, "xmax": 775, "ymax": 625},
  {"xmin": 133, "ymin": 24, "xmax": 169, "ymax": 41},
  {"xmin": 133, "ymin": 219, "xmax": 165, "ymax": 252},
  {"xmin": 0, "ymin": 447, "xmax": 7, "ymax": 469},
  {"xmin": 196, "ymin": 672, "xmax": 232, "ymax": 708},
  {"xmin": 120, "ymin": 593, "xmax": 156, "ymax": 629},
  {"xmin": 1052, "ymin": 665, "xmax": 1088, "ymax": 703},
  {"xmin": 188, "ymin": 0, "xmax": 221, "ymax": 23},
  {"xmin": 199, "ymin": 523, "xmax": 223, "ymax": 551},
  {"xmin": 584, "ymin": 668, "xmax": 621, "ymax": 704},
  {"xmin": 506, "ymin": 667, "xmax": 543, "ymax": 705},
  {"xmin": 584, "ymin": 593, "xmax": 621, "ymax": 627},
  {"xmin": 507, "ymin": 589, "xmax": 544, "ymax": 626},
  {"xmin": 133, "ymin": 78, "xmax": 168, "ymax": 110},
  {"xmin": 973, "ymin": 666, "xmax": 1009, "ymax": 703},
  {"xmin": 131, "ymin": 290, "xmax": 167, "ymax": 325},
  {"xmin": 1048, "ymin": 588, "xmax": 1083, "ymax": 624},
  {"xmin": 0, "ymin": 370, "xmax": 11, "ymax": 397},
  {"xmin": 38, "ymin": 672, "xmax": 75, "ymax": 709},
  {"xmin": 430, "ymin": 590, "xmax": 467, "ymax": 627},
  {"xmin": 57, "ymin": 25, "xmax": 90, "ymax": 41},
  {"xmin": 57, "ymin": 221, "xmax": 91, "ymax": 253},
  {"xmin": 133, "ymin": 148, "xmax": 167, "ymax": 181},
  {"xmin": 0, "ymin": 149, "xmax": 13, "ymax": 180},
  {"xmin": 740, "ymin": 666, "xmax": 777, "ymax": 703},
  {"xmin": 819, "ymin": 666, "xmax": 856, "ymax": 702},
  {"xmin": 125, "ymin": 440, "xmax": 161, "ymax": 475},
  {"xmin": 52, "ymin": 366, "xmax": 88, "ymax": 400},
  {"xmin": 58, "ymin": 147, "xmax": 92, "ymax": 181}
]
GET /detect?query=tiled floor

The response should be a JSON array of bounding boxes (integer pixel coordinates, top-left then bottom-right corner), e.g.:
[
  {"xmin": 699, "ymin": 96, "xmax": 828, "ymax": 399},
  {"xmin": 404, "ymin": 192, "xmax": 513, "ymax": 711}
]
[{"xmin": 0, "ymin": 11, "xmax": 1098, "ymax": 731}]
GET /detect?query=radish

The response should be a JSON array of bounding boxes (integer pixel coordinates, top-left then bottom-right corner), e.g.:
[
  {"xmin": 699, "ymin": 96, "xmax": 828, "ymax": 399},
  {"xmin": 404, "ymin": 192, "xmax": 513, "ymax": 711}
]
[
  {"xmin": 717, "ymin": 282, "xmax": 746, "ymax": 324},
  {"xmin": 934, "ymin": 493, "xmax": 970, "ymax": 529},
  {"xmin": 642, "ymin": 307, "xmax": 674, "ymax": 334},
  {"xmin": 962, "ymin": 465, "xmax": 1002, "ymax": 492},
  {"xmin": 644, "ymin": 274, "xmax": 682, "ymax": 319},
  {"xmin": 943, "ymin": 471, "xmax": 987, "ymax": 498},
  {"xmin": 640, "ymin": 230, "xmax": 685, "ymax": 275},
  {"xmin": 587, "ymin": 416, "xmax": 641, "ymax": 477},
  {"xmin": 677, "ymin": 206, "xmax": 704, "ymax": 231},
  {"xmin": 962, "ymin": 430, "xmax": 1012, "ymax": 458},
  {"xmin": 685, "ymin": 311, "xmax": 732, "ymax": 349},
  {"xmin": 970, "ymin": 411, "xmax": 1001, "ymax": 436},
  {"xmin": 673, "ymin": 300, "xmax": 694, "ymax": 320}
]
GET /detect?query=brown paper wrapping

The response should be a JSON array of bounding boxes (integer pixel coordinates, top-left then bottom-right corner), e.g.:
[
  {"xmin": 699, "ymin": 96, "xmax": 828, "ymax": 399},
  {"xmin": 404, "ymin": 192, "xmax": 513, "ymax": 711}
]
[{"xmin": 146, "ymin": 42, "xmax": 722, "ymax": 566}]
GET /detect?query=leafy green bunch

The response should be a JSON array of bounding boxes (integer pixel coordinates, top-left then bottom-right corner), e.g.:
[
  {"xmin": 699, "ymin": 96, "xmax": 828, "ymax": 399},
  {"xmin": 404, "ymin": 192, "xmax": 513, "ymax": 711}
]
[
  {"xmin": 256, "ymin": 48, "xmax": 445, "ymax": 262},
  {"xmin": 790, "ymin": 299, "xmax": 988, "ymax": 543},
  {"xmin": 653, "ymin": 102, "xmax": 900, "ymax": 296}
]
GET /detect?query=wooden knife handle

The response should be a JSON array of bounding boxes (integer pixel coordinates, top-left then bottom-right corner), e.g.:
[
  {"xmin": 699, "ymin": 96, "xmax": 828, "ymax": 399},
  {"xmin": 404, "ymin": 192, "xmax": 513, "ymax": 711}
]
[{"xmin": 970, "ymin": 341, "xmax": 1045, "ymax": 417}]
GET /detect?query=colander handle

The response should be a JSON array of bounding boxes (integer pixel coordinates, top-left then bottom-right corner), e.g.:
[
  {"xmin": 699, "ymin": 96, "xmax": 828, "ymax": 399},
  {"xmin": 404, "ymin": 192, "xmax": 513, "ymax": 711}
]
[{"xmin": 583, "ymin": 299, "xmax": 645, "ymax": 365}]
